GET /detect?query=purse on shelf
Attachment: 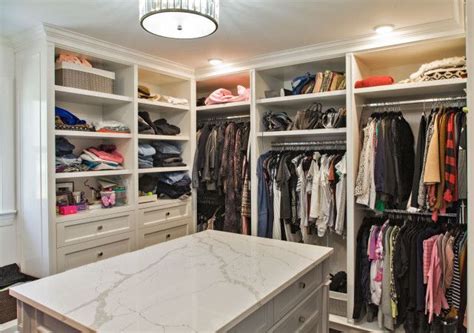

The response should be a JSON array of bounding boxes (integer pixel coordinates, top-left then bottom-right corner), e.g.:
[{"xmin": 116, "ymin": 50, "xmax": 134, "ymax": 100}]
[{"xmin": 291, "ymin": 72, "xmax": 316, "ymax": 95}]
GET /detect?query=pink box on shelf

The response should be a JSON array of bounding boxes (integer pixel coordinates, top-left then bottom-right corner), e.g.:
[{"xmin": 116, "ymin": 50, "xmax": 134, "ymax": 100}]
[{"xmin": 58, "ymin": 205, "xmax": 77, "ymax": 215}]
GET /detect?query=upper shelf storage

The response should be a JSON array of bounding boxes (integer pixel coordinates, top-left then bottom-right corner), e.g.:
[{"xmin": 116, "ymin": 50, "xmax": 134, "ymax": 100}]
[
  {"xmin": 352, "ymin": 37, "xmax": 467, "ymax": 102},
  {"xmin": 196, "ymin": 71, "xmax": 251, "ymax": 115},
  {"xmin": 257, "ymin": 89, "xmax": 346, "ymax": 107},
  {"xmin": 55, "ymin": 85, "xmax": 133, "ymax": 105}
]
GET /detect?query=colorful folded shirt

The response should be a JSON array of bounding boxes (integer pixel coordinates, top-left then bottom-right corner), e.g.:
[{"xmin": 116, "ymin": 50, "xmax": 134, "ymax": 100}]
[
  {"xmin": 86, "ymin": 147, "xmax": 124, "ymax": 164},
  {"xmin": 354, "ymin": 76, "xmax": 394, "ymax": 88}
]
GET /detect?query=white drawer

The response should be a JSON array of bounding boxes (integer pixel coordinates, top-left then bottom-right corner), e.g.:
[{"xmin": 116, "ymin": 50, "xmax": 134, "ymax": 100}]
[
  {"xmin": 57, "ymin": 212, "xmax": 134, "ymax": 247},
  {"xmin": 228, "ymin": 301, "xmax": 273, "ymax": 333},
  {"xmin": 269, "ymin": 287, "xmax": 323, "ymax": 333},
  {"xmin": 273, "ymin": 265, "xmax": 322, "ymax": 322},
  {"xmin": 138, "ymin": 202, "xmax": 190, "ymax": 228},
  {"xmin": 57, "ymin": 232, "xmax": 135, "ymax": 272},
  {"xmin": 138, "ymin": 219, "xmax": 190, "ymax": 249}
]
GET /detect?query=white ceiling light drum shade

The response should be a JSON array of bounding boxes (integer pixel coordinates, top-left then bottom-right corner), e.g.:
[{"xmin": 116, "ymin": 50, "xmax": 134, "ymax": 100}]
[{"xmin": 139, "ymin": 0, "xmax": 219, "ymax": 39}]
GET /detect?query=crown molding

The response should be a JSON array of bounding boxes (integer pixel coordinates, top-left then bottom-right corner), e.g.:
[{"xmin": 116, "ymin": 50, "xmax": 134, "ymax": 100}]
[
  {"xmin": 195, "ymin": 18, "xmax": 465, "ymax": 79},
  {"xmin": 10, "ymin": 24, "xmax": 194, "ymax": 79}
]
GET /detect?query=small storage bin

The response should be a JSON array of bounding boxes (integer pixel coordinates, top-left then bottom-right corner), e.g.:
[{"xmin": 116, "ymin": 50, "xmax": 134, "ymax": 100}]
[
  {"xmin": 55, "ymin": 62, "xmax": 115, "ymax": 94},
  {"xmin": 100, "ymin": 191, "xmax": 116, "ymax": 208},
  {"xmin": 114, "ymin": 188, "xmax": 127, "ymax": 207}
]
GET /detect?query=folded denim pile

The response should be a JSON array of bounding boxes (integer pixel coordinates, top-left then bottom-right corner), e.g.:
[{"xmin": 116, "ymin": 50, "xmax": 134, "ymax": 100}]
[
  {"xmin": 138, "ymin": 111, "xmax": 181, "ymax": 136},
  {"xmin": 263, "ymin": 103, "xmax": 346, "ymax": 131},
  {"xmin": 151, "ymin": 141, "xmax": 186, "ymax": 167},
  {"xmin": 138, "ymin": 143, "xmax": 156, "ymax": 169},
  {"xmin": 138, "ymin": 172, "xmax": 191, "ymax": 199},
  {"xmin": 55, "ymin": 137, "xmax": 85, "ymax": 173},
  {"xmin": 80, "ymin": 144, "xmax": 124, "ymax": 171},
  {"xmin": 55, "ymin": 107, "xmax": 94, "ymax": 132}
]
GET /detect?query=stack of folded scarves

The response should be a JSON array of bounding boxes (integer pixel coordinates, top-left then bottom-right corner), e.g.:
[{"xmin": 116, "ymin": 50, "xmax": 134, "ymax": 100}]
[
  {"xmin": 80, "ymin": 144, "xmax": 124, "ymax": 171},
  {"xmin": 138, "ymin": 144, "xmax": 156, "ymax": 169},
  {"xmin": 156, "ymin": 172, "xmax": 191, "ymax": 199},
  {"xmin": 151, "ymin": 141, "xmax": 186, "ymax": 167},
  {"xmin": 55, "ymin": 137, "xmax": 85, "ymax": 173},
  {"xmin": 138, "ymin": 111, "xmax": 181, "ymax": 135},
  {"xmin": 55, "ymin": 107, "xmax": 94, "ymax": 132},
  {"xmin": 92, "ymin": 120, "xmax": 130, "ymax": 133}
]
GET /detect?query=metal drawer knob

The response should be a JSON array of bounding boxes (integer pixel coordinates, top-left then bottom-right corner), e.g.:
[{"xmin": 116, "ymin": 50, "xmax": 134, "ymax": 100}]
[
  {"xmin": 166, "ymin": 234, "xmax": 171, "ymax": 239},
  {"xmin": 299, "ymin": 316, "xmax": 306, "ymax": 323},
  {"xmin": 97, "ymin": 251, "xmax": 104, "ymax": 257},
  {"xmin": 166, "ymin": 212, "xmax": 171, "ymax": 217},
  {"xmin": 97, "ymin": 225, "xmax": 103, "ymax": 231},
  {"xmin": 299, "ymin": 282, "xmax": 306, "ymax": 289}
]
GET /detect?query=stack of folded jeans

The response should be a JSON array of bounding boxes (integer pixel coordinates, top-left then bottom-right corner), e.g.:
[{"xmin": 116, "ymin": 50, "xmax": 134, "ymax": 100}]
[
  {"xmin": 80, "ymin": 144, "xmax": 124, "ymax": 171},
  {"xmin": 138, "ymin": 111, "xmax": 181, "ymax": 135},
  {"xmin": 151, "ymin": 142, "xmax": 186, "ymax": 167},
  {"xmin": 138, "ymin": 144, "xmax": 156, "ymax": 169},
  {"xmin": 156, "ymin": 172, "xmax": 191, "ymax": 199},
  {"xmin": 55, "ymin": 137, "xmax": 84, "ymax": 173}
]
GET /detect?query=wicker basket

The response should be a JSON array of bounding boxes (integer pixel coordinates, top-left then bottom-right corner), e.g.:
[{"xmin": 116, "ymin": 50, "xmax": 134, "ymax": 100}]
[{"xmin": 55, "ymin": 62, "xmax": 115, "ymax": 94}]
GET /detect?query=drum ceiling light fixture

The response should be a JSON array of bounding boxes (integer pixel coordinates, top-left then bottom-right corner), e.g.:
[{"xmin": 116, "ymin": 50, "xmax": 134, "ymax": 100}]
[{"xmin": 139, "ymin": 0, "xmax": 219, "ymax": 39}]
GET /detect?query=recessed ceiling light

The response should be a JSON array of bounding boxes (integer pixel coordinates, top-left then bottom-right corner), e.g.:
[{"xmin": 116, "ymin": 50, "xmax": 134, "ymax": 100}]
[
  {"xmin": 208, "ymin": 58, "xmax": 223, "ymax": 66},
  {"xmin": 374, "ymin": 24, "xmax": 394, "ymax": 35}
]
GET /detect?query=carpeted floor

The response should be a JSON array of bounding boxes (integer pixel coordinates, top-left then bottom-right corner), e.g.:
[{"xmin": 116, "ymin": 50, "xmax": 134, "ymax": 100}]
[{"xmin": 0, "ymin": 290, "xmax": 16, "ymax": 324}]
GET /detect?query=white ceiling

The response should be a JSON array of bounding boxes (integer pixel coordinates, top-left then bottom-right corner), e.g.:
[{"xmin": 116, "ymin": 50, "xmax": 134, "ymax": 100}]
[{"xmin": 0, "ymin": 0, "xmax": 458, "ymax": 69}]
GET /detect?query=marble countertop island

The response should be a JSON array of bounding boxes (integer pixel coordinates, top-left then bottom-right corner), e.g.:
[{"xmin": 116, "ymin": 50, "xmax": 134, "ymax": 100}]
[{"xmin": 11, "ymin": 230, "xmax": 333, "ymax": 332}]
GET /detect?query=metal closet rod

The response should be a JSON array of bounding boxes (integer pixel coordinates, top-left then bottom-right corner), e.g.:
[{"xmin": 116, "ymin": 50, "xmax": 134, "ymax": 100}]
[
  {"xmin": 271, "ymin": 140, "xmax": 346, "ymax": 147},
  {"xmin": 198, "ymin": 115, "xmax": 250, "ymax": 122},
  {"xmin": 366, "ymin": 208, "xmax": 458, "ymax": 218},
  {"xmin": 361, "ymin": 95, "xmax": 466, "ymax": 108}
]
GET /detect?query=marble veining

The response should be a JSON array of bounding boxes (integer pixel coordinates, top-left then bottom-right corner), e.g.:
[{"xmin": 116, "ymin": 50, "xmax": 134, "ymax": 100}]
[{"xmin": 11, "ymin": 230, "xmax": 332, "ymax": 332}]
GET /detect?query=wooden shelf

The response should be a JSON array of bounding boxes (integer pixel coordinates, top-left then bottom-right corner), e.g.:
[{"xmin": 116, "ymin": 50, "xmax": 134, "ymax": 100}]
[
  {"xmin": 138, "ymin": 99, "xmax": 189, "ymax": 112},
  {"xmin": 55, "ymin": 85, "xmax": 133, "ymax": 105},
  {"xmin": 329, "ymin": 314, "xmax": 384, "ymax": 332},
  {"xmin": 55, "ymin": 130, "xmax": 132, "ymax": 139},
  {"xmin": 196, "ymin": 101, "xmax": 250, "ymax": 114},
  {"xmin": 55, "ymin": 205, "xmax": 134, "ymax": 223},
  {"xmin": 138, "ymin": 166, "xmax": 189, "ymax": 174},
  {"xmin": 257, "ymin": 90, "xmax": 346, "ymax": 107},
  {"xmin": 256, "ymin": 128, "xmax": 346, "ymax": 138},
  {"xmin": 329, "ymin": 291, "xmax": 348, "ymax": 302},
  {"xmin": 55, "ymin": 169, "xmax": 132, "ymax": 179},
  {"xmin": 137, "ymin": 198, "xmax": 191, "ymax": 210},
  {"xmin": 137, "ymin": 134, "xmax": 189, "ymax": 141},
  {"xmin": 354, "ymin": 78, "xmax": 467, "ymax": 100}
]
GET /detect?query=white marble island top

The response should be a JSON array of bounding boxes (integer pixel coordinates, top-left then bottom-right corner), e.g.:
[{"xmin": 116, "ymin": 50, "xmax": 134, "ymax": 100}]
[{"xmin": 11, "ymin": 230, "xmax": 333, "ymax": 332}]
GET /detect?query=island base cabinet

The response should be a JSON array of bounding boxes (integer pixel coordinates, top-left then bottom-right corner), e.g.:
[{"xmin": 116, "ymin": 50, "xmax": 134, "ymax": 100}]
[
  {"xmin": 17, "ymin": 301, "xmax": 84, "ymax": 333},
  {"xmin": 57, "ymin": 232, "xmax": 136, "ymax": 272}
]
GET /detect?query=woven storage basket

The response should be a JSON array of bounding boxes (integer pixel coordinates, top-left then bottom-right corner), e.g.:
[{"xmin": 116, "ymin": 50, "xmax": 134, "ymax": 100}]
[{"xmin": 55, "ymin": 62, "xmax": 115, "ymax": 94}]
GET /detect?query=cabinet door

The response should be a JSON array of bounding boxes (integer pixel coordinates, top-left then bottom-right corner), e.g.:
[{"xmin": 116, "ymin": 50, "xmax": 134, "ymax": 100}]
[
  {"xmin": 57, "ymin": 232, "xmax": 135, "ymax": 272},
  {"xmin": 138, "ymin": 219, "xmax": 190, "ymax": 249},
  {"xmin": 138, "ymin": 202, "xmax": 190, "ymax": 228}
]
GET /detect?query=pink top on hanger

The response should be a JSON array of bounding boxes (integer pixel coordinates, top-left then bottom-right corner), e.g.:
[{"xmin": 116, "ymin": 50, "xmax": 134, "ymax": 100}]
[{"xmin": 205, "ymin": 85, "xmax": 250, "ymax": 105}]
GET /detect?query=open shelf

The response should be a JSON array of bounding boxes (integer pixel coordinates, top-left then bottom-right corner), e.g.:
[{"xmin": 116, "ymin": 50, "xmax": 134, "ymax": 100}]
[
  {"xmin": 354, "ymin": 78, "xmax": 467, "ymax": 100},
  {"xmin": 329, "ymin": 291, "xmax": 348, "ymax": 302},
  {"xmin": 55, "ymin": 85, "xmax": 133, "ymax": 105},
  {"xmin": 55, "ymin": 205, "xmax": 134, "ymax": 223},
  {"xmin": 137, "ymin": 134, "xmax": 189, "ymax": 141},
  {"xmin": 55, "ymin": 130, "xmax": 132, "ymax": 139},
  {"xmin": 329, "ymin": 314, "xmax": 384, "ymax": 333},
  {"xmin": 55, "ymin": 169, "xmax": 132, "ymax": 179},
  {"xmin": 257, "ymin": 128, "xmax": 346, "ymax": 139},
  {"xmin": 138, "ymin": 166, "xmax": 189, "ymax": 174},
  {"xmin": 138, "ymin": 99, "xmax": 189, "ymax": 112},
  {"xmin": 196, "ymin": 101, "xmax": 250, "ymax": 114},
  {"xmin": 257, "ymin": 90, "xmax": 346, "ymax": 107}
]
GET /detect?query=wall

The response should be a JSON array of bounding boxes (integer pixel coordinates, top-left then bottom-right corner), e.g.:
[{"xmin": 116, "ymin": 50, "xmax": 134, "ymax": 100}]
[{"xmin": 0, "ymin": 37, "xmax": 17, "ymax": 267}]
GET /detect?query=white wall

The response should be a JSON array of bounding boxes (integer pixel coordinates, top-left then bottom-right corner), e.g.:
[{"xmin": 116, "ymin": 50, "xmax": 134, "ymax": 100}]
[{"xmin": 0, "ymin": 37, "xmax": 17, "ymax": 267}]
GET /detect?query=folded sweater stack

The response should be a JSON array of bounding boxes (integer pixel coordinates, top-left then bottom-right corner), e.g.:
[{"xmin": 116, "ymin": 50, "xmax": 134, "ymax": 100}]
[
  {"xmin": 138, "ymin": 144, "xmax": 156, "ymax": 169},
  {"xmin": 138, "ymin": 111, "xmax": 181, "ymax": 136},
  {"xmin": 151, "ymin": 142, "xmax": 186, "ymax": 167},
  {"xmin": 80, "ymin": 144, "xmax": 124, "ymax": 171}
]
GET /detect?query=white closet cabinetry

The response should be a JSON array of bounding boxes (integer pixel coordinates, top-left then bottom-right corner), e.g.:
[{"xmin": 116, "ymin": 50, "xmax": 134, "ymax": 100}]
[{"xmin": 15, "ymin": 27, "xmax": 195, "ymax": 277}]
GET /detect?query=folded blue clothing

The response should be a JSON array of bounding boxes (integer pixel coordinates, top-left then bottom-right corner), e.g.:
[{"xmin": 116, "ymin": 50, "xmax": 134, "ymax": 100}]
[
  {"xmin": 138, "ymin": 144, "xmax": 156, "ymax": 157},
  {"xmin": 151, "ymin": 141, "xmax": 181, "ymax": 155},
  {"xmin": 55, "ymin": 107, "xmax": 86, "ymax": 126},
  {"xmin": 158, "ymin": 172, "xmax": 190, "ymax": 185}
]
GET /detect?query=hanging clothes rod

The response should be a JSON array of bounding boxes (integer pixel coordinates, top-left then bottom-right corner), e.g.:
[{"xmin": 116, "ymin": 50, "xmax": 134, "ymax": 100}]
[
  {"xmin": 366, "ymin": 208, "xmax": 457, "ymax": 218},
  {"xmin": 362, "ymin": 95, "xmax": 466, "ymax": 108},
  {"xmin": 271, "ymin": 140, "xmax": 346, "ymax": 147}
]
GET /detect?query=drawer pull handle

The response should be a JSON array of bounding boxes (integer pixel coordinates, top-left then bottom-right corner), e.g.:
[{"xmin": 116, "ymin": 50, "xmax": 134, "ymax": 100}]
[
  {"xmin": 298, "ymin": 316, "xmax": 306, "ymax": 323},
  {"xmin": 97, "ymin": 225, "xmax": 103, "ymax": 231},
  {"xmin": 97, "ymin": 251, "xmax": 104, "ymax": 257},
  {"xmin": 299, "ymin": 282, "xmax": 306, "ymax": 289},
  {"xmin": 166, "ymin": 212, "xmax": 171, "ymax": 217},
  {"xmin": 166, "ymin": 234, "xmax": 171, "ymax": 239}
]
